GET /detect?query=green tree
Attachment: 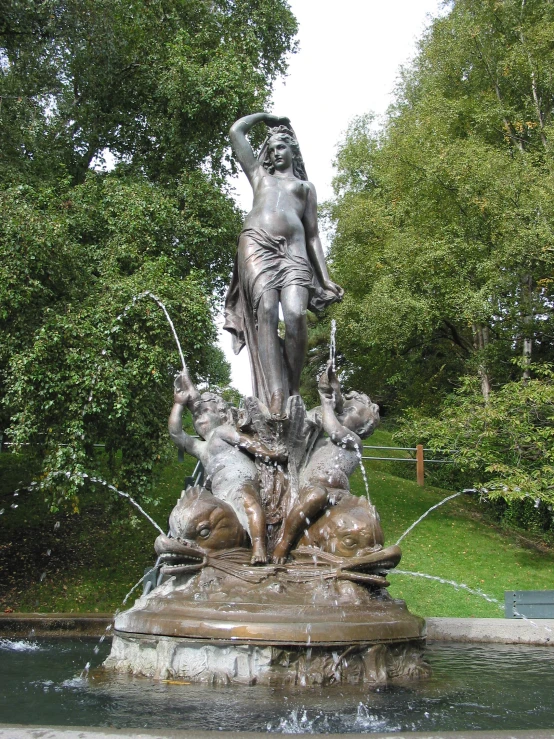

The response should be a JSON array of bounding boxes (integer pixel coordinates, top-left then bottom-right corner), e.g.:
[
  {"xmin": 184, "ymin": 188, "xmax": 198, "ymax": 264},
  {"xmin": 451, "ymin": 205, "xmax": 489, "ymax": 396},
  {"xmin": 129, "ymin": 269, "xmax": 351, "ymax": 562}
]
[
  {"xmin": 0, "ymin": 0, "xmax": 298, "ymax": 505},
  {"xmin": 328, "ymin": 0, "xmax": 554, "ymax": 513},
  {"xmin": 329, "ymin": 0, "xmax": 554, "ymax": 415},
  {"xmin": 395, "ymin": 364, "xmax": 554, "ymax": 526},
  {"xmin": 0, "ymin": 0, "xmax": 297, "ymax": 184}
]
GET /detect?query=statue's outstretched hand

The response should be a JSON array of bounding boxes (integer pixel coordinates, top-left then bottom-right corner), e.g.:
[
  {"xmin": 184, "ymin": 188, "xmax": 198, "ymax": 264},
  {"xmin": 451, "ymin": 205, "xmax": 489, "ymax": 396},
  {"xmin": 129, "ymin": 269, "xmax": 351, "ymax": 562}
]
[
  {"xmin": 174, "ymin": 370, "xmax": 194, "ymax": 405},
  {"xmin": 327, "ymin": 363, "xmax": 341, "ymax": 398},
  {"xmin": 318, "ymin": 361, "xmax": 342, "ymax": 405},
  {"xmin": 318, "ymin": 363, "xmax": 334, "ymax": 400}
]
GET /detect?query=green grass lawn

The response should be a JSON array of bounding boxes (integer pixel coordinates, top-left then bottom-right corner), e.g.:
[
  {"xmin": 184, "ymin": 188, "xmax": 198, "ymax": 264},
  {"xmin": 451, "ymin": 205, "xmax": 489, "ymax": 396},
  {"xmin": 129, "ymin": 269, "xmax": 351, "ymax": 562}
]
[
  {"xmin": 356, "ymin": 431, "xmax": 554, "ymax": 618},
  {"xmin": 1, "ymin": 431, "xmax": 553, "ymax": 617},
  {"xmin": 0, "ymin": 450, "xmax": 195, "ymax": 613}
]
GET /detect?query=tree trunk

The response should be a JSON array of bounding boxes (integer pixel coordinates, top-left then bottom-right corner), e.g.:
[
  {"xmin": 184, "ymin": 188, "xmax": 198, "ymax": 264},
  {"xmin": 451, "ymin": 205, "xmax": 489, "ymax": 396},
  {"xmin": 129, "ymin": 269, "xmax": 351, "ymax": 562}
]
[
  {"xmin": 522, "ymin": 275, "xmax": 533, "ymax": 381},
  {"xmin": 472, "ymin": 323, "xmax": 491, "ymax": 401}
]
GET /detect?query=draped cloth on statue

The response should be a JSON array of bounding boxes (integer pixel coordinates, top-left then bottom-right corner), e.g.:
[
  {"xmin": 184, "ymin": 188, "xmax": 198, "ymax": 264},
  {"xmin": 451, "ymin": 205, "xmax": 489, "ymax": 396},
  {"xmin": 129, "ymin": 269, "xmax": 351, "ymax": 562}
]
[{"xmin": 223, "ymin": 227, "xmax": 338, "ymax": 406}]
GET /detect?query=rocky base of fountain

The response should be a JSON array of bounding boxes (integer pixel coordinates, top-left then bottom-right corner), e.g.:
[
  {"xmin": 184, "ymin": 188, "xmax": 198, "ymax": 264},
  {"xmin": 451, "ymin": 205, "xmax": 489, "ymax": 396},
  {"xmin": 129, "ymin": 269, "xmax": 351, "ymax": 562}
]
[
  {"xmin": 105, "ymin": 633, "xmax": 428, "ymax": 686},
  {"xmin": 105, "ymin": 563, "xmax": 429, "ymax": 686}
]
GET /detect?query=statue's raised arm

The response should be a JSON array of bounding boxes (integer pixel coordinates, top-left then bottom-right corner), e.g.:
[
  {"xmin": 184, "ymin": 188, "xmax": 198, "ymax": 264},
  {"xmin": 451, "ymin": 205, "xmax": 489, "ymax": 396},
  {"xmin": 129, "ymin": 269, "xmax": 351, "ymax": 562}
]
[
  {"xmin": 224, "ymin": 112, "xmax": 343, "ymax": 416},
  {"xmin": 230, "ymin": 113, "xmax": 291, "ymax": 185}
]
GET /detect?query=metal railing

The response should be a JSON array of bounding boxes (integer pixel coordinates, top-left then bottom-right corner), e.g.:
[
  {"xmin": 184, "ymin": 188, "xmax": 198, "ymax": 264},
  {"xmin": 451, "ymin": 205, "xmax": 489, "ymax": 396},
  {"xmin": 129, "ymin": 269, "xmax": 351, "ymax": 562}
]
[
  {"xmin": 1, "ymin": 432, "xmax": 454, "ymax": 489},
  {"xmin": 362, "ymin": 443, "xmax": 454, "ymax": 486}
]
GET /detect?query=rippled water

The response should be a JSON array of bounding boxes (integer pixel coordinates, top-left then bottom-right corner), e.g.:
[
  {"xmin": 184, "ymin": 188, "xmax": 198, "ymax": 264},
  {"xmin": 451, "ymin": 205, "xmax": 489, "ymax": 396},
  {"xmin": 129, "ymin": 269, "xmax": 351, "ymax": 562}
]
[{"xmin": 1, "ymin": 639, "xmax": 554, "ymax": 732}]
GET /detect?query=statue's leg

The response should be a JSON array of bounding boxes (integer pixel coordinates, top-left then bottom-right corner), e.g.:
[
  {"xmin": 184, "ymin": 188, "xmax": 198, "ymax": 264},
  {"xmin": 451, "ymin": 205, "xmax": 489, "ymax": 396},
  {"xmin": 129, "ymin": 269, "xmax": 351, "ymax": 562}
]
[
  {"xmin": 272, "ymin": 483, "xmax": 328, "ymax": 563},
  {"xmin": 241, "ymin": 482, "xmax": 267, "ymax": 564},
  {"xmin": 257, "ymin": 289, "xmax": 284, "ymax": 414},
  {"xmin": 281, "ymin": 285, "xmax": 309, "ymax": 397}
]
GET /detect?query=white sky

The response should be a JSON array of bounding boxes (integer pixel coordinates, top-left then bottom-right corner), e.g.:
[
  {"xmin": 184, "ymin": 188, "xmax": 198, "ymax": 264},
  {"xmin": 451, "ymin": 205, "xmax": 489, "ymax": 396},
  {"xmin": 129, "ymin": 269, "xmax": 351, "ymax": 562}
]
[{"xmin": 219, "ymin": 0, "xmax": 444, "ymax": 395}]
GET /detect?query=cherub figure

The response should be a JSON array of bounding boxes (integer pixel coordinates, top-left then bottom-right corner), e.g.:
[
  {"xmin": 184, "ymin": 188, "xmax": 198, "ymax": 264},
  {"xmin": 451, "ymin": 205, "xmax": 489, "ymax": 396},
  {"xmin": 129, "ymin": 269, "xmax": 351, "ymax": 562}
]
[
  {"xmin": 168, "ymin": 368, "xmax": 286, "ymax": 564},
  {"xmin": 272, "ymin": 363, "xmax": 380, "ymax": 563}
]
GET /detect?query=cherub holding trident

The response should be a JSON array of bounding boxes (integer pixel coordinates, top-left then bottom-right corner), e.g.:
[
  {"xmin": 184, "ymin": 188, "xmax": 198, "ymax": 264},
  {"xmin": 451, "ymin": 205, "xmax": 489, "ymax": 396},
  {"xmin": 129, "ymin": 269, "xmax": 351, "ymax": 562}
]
[{"xmin": 168, "ymin": 367, "xmax": 287, "ymax": 564}]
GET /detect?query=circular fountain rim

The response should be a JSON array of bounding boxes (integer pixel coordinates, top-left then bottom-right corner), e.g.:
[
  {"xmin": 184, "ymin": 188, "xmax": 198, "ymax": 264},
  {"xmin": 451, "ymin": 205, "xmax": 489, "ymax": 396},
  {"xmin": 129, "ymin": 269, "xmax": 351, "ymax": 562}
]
[{"xmin": 112, "ymin": 628, "xmax": 427, "ymax": 648}]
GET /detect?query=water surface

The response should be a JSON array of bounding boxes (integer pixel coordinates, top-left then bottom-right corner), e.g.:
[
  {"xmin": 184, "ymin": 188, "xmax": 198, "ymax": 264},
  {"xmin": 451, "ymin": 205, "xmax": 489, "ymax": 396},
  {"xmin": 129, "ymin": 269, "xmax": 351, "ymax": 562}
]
[{"xmin": 1, "ymin": 638, "xmax": 554, "ymax": 733}]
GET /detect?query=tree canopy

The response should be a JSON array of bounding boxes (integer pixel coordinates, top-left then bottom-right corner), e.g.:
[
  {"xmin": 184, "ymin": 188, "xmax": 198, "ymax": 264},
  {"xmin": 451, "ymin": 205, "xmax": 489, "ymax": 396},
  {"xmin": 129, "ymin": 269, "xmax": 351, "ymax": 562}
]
[
  {"xmin": 328, "ymin": 0, "xmax": 554, "ymax": 512},
  {"xmin": 0, "ymin": 0, "xmax": 297, "ymax": 505}
]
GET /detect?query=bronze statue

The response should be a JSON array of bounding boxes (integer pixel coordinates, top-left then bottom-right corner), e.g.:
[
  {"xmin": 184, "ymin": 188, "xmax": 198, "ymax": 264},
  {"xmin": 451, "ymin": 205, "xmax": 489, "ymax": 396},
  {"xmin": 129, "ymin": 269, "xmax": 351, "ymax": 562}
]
[
  {"xmin": 107, "ymin": 113, "xmax": 427, "ymax": 688},
  {"xmin": 272, "ymin": 363, "xmax": 380, "ymax": 562},
  {"xmin": 168, "ymin": 367, "xmax": 286, "ymax": 564},
  {"xmin": 224, "ymin": 113, "xmax": 344, "ymax": 416}
]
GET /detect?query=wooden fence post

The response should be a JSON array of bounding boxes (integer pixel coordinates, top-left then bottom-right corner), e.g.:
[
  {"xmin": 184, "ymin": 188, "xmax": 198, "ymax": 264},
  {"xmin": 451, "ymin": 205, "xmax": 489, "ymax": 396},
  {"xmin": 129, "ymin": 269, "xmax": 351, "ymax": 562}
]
[{"xmin": 416, "ymin": 444, "xmax": 424, "ymax": 486}]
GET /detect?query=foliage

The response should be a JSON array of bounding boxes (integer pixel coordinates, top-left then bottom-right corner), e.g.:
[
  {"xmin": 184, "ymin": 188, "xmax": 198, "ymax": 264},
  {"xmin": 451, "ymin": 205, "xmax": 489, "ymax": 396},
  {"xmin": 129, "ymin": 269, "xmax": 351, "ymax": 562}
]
[
  {"xmin": 300, "ymin": 311, "xmax": 333, "ymax": 408},
  {"xmin": 395, "ymin": 365, "xmax": 554, "ymax": 515},
  {"xmin": 329, "ymin": 0, "xmax": 554, "ymax": 415},
  {"xmin": 327, "ymin": 0, "xmax": 554, "ymax": 513},
  {"xmin": 1, "ymin": 173, "xmax": 239, "ymax": 504},
  {"xmin": 0, "ymin": 0, "xmax": 298, "ymax": 504},
  {"xmin": 0, "ymin": 0, "xmax": 297, "ymax": 184}
]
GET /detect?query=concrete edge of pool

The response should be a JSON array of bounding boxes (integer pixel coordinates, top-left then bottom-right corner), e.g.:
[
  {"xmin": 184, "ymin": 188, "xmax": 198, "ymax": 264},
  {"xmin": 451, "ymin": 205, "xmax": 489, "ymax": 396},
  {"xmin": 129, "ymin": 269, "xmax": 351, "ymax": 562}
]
[
  {"xmin": 1, "ymin": 726, "xmax": 554, "ymax": 739},
  {"xmin": 1, "ymin": 614, "xmax": 553, "ymax": 645}
]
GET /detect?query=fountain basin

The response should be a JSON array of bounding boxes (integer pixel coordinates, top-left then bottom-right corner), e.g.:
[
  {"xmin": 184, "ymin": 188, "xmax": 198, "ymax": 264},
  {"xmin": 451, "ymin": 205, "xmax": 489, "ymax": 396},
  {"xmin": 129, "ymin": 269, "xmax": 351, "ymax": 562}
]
[{"xmin": 2, "ymin": 638, "xmax": 554, "ymax": 733}]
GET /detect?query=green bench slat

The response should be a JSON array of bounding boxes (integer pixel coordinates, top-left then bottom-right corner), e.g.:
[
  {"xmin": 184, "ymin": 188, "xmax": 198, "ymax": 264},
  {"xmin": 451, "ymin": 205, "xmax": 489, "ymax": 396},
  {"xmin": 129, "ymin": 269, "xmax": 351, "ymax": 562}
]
[{"xmin": 505, "ymin": 590, "xmax": 554, "ymax": 619}]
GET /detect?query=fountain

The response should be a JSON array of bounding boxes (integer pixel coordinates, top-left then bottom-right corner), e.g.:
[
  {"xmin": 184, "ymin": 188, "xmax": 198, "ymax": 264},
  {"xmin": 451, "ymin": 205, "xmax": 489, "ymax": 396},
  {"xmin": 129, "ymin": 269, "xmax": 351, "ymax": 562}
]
[
  {"xmin": 103, "ymin": 112, "xmax": 428, "ymax": 687},
  {"xmin": 2, "ymin": 111, "xmax": 554, "ymax": 735}
]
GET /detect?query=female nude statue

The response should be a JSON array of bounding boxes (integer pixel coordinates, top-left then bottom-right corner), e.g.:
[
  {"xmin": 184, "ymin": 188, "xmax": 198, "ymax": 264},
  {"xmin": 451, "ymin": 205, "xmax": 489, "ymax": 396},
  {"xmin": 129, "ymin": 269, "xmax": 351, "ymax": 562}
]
[{"xmin": 224, "ymin": 113, "xmax": 343, "ymax": 416}]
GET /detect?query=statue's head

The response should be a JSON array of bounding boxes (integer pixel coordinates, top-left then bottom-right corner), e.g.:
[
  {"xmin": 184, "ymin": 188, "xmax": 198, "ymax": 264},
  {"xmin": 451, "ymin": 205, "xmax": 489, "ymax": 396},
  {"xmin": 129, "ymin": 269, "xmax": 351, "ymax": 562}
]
[
  {"xmin": 168, "ymin": 486, "xmax": 247, "ymax": 551},
  {"xmin": 300, "ymin": 496, "xmax": 385, "ymax": 557},
  {"xmin": 260, "ymin": 125, "xmax": 308, "ymax": 181},
  {"xmin": 338, "ymin": 391, "xmax": 380, "ymax": 439},
  {"xmin": 191, "ymin": 391, "xmax": 228, "ymax": 438}
]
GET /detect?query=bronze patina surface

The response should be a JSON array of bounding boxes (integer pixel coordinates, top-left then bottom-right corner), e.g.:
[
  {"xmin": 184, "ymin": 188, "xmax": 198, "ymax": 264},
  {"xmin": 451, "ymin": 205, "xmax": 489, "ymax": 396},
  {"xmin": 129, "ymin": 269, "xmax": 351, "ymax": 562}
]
[
  {"xmin": 114, "ymin": 553, "xmax": 420, "ymax": 646},
  {"xmin": 106, "ymin": 114, "xmax": 427, "ymax": 686},
  {"xmin": 224, "ymin": 113, "xmax": 343, "ymax": 415}
]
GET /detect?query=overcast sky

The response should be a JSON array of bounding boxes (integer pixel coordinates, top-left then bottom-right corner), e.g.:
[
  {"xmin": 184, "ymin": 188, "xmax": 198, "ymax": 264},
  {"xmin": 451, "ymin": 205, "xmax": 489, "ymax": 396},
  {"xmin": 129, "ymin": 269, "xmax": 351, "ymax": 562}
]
[{"xmin": 219, "ymin": 0, "xmax": 444, "ymax": 395}]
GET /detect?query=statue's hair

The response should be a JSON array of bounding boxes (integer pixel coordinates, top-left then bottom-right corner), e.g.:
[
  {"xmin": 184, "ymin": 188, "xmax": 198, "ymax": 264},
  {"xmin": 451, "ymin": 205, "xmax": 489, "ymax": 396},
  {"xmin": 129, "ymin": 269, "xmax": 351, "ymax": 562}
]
[{"xmin": 259, "ymin": 125, "xmax": 308, "ymax": 181}]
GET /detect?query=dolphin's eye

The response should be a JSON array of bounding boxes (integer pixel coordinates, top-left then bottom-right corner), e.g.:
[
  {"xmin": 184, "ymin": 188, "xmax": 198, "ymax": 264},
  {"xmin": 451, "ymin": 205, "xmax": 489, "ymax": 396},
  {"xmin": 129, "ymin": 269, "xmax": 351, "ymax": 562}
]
[{"xmin": 198, "ymin": 527, "xmax": 211, "ymax": 538}]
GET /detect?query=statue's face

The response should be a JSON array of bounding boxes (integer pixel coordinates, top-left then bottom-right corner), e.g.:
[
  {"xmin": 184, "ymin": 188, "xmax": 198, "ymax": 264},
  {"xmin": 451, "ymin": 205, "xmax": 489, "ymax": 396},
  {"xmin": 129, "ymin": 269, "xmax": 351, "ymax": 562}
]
[
  {"xmin": 193, "ymin": 399, "xmax": 223, "ymax": 438},
  {"xmin": 268, "ymin": 137, "xmax": 293, "ymax": 172},
  {"xmin": 340, "ymin": 398, "xmax": 379, "ymax": 438}
]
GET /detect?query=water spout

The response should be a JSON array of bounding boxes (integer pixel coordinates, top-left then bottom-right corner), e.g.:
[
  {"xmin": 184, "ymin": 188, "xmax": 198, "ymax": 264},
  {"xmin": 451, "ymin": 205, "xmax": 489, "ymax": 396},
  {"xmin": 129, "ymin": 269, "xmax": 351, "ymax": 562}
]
[
  {"xmin": 395, "ymin": 492, "xmax": 463, "ymax": 545},
  {"xmin": 329, "ymin": 318, "xmax": 337, "ymax": 371},
  {"xmin": 355, "ymin": 447, "xmax": 371, "ymax": 503},
  {"xmin": 9, "ymin": 470, "xmax": 164, "ymax": 536},
  {"xmin": 392, "ymin": 569, "xmax": 553, "ymax": 636},
  {"xmin": 133, "ymin": 291, "xmax": 186, "ymax": 371}
]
